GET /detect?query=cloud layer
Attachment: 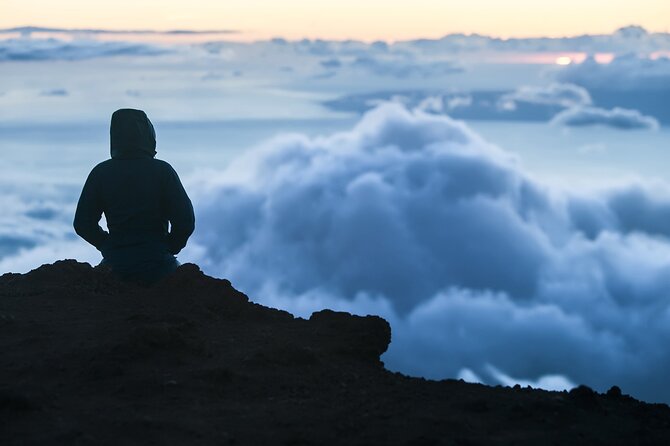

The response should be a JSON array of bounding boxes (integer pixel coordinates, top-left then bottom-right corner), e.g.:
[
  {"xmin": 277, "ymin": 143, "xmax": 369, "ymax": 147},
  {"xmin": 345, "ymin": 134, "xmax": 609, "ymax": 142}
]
[
  {"xmin": 0, "ymin": 37, "xmax": 169, "ymax": 61},
  {"xmin": 348, "ymin": 56, "xmax": 462, "ymax": 78},
  {"xmin": 183, "ymin": 104, "xmax": 670, "ymax": 403},
  {"xmin": 558, "ymin": 54, "xmax": 670, "ymax": 91},
  {"xmin": 4, "ymin": 25, "xmax": 670, "ymax": 56},
  {"xmin": 324, "ymin": 85, "xmax": 589, "ymax": 123},
  {"xmin": 403, "ymin": 25, "xmax": 670, "ymax": 54}
]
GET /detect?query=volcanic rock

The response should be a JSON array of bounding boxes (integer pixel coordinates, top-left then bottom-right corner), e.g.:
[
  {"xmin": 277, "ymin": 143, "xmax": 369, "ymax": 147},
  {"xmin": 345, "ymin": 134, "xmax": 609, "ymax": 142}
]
[{"xmin": 1, "ymin": 260, "xmax": 669, "ymax": 445}]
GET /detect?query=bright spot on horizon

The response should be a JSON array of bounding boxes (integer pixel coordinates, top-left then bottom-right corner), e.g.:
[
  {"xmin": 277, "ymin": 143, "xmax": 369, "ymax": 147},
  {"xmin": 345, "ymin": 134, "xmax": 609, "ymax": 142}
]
[{"xmin": 556, "ymin": 56, "xmax": 572, "ymax": 65}]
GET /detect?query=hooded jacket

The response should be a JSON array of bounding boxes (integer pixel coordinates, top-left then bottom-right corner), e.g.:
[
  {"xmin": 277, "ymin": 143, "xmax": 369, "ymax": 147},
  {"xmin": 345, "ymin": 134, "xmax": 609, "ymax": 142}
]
[{"xmin": 74, "ymin": 109, "xmax": 195, "ymax": 275}]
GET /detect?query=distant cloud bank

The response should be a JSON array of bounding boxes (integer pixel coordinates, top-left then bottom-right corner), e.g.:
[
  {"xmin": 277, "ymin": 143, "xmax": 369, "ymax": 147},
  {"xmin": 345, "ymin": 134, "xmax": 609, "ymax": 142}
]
[
  {"xmin": 349, "ymin": 56, "xmax": 462, "ymax": 78},
  {"xmin": 402, "ymin": 25, "xmax": 670, "ymax": 54},
  {"xmin": 558, "ymin": 54, "xmax": 670, "ymax": 91},
  {"xmin": 0, "ymin": 37, "xmax": 169, "ymax": 61},
  {"xmin": 2, "ymin": 24, "xmax": 669, "ymax": 126},
  {"xmin": 324, "ymin": 79, "xmax": 669, "ymax": 126},
  {"xmin": 3, "ymin": 25, "xmax": 670, "ymax": 64}
]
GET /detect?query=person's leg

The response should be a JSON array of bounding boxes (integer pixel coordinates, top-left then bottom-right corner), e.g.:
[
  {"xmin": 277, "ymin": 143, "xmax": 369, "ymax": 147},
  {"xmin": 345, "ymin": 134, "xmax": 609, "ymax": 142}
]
[
  {"xmin": 97, "ymin": 255, "xmax": 178, "ymax": 285},
  {"xmin": 136, "ymin": 256, "xmax": 179, "ymax": 285}
]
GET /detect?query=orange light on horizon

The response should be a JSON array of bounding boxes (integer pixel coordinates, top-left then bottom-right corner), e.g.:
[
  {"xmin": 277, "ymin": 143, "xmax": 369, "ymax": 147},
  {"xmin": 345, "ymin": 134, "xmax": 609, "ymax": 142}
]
[
  {"xmin": 594, "ymin": 53, "xmax": 615, "ymax": 64},
  {"xmin": 3, "ymin": 0, "xmax": 670, "ymax": 43},
  {"xmin": 556, "ymin": 56, "xmax": 572, "ymax": 65},
  {"xmin": 650, "ymin": 51, "xmax": 670, "ymax": 60}
]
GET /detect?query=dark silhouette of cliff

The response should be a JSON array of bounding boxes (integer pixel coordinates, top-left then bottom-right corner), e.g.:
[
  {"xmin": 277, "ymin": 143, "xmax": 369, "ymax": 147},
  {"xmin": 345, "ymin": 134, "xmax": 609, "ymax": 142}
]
[{"xmin": 2, "ymin": 261, "xmax": 669, "ymax": 445}]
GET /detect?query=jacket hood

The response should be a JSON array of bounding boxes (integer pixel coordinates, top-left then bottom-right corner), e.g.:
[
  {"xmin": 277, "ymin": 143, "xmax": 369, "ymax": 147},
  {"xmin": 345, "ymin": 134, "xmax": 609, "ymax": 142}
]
[{"xmin": 110, "ymin": 109, "xmax": 157, "ymax": 159}]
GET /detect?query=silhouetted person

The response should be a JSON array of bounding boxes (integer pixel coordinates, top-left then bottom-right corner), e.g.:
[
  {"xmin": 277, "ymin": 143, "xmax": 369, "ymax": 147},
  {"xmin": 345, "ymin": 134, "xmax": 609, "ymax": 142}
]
[{"xmin": 74, "ymin": 109, "xmax": 195, "ymax": 284}]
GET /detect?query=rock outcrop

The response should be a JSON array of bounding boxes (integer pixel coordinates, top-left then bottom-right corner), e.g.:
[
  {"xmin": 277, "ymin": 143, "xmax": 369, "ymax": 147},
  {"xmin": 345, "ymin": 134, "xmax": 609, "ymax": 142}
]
[{"xmin": 1, "ymin": 261, "xmax": 669, "ymax": 445}]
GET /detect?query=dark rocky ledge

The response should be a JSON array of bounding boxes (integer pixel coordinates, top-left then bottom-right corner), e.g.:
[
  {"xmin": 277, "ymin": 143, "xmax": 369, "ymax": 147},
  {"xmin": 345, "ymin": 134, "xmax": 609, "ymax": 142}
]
[{"xmin": 1, "ymin": 260, "xmax": 669, "ymax": 445}]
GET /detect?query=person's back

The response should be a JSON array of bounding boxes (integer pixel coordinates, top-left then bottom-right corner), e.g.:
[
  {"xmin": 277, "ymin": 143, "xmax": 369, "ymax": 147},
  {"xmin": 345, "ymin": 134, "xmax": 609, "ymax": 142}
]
[{"xmin": 74, "ymin": 109, "xmax": 195, "ymax": 284}]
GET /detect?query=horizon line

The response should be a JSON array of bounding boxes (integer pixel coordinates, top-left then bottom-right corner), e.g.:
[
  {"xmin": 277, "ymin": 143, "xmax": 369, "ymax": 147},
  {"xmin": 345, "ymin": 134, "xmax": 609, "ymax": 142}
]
[{"xmin": 1, "ymin": 24, "xmax": 668, "ymax": 44}]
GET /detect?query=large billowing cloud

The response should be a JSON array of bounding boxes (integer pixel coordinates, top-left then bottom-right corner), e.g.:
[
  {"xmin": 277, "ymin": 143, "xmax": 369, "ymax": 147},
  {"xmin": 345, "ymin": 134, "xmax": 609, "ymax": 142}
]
[
  {"xmin": 183, "ymin": 103, "xmax": 670, "ymax": 403},
  {"xmin": 551, "ymin": 106, "xmax": 660, "ymax": 130}
]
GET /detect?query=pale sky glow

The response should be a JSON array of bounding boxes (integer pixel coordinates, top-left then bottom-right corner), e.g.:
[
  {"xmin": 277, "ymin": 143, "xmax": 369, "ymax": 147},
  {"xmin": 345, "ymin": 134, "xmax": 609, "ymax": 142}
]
[{"xmin": 3, "ymin": 0, "xmax": 670, "ymax": 41}]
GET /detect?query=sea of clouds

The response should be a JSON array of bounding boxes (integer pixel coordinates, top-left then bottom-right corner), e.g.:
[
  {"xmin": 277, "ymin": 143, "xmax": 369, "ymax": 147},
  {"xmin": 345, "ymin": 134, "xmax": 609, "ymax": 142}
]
[
  {"xmin": 2, "ymin": 25, "xmax": 670, "ymax": 403},
  {"xmin": 174, "ymin": 103, "xmax": 670, "ymax": 403},
  {"xmin": 0, "ymin": 95, "xmax": 669, "ymax": 403}
]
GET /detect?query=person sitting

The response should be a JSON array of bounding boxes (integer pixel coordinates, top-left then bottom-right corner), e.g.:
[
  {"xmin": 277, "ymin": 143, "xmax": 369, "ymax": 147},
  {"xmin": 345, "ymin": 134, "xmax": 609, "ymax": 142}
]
[{"xmin": 74, "ymin": 108, "xmax": 195, "ymax": 284}]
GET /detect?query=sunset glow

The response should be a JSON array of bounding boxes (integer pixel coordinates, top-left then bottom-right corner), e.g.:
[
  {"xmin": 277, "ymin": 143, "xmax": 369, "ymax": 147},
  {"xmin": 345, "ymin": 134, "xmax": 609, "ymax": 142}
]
[{"xmin": 3, "ymin": 0, "xmax": 670, "ymax": 41}]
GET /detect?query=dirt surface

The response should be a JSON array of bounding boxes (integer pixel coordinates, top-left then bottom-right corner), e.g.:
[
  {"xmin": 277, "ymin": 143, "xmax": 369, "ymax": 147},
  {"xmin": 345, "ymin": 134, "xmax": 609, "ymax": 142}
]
[{"xmin": 1, "ymin": 260, "xmax": 669, "ymax": 445}]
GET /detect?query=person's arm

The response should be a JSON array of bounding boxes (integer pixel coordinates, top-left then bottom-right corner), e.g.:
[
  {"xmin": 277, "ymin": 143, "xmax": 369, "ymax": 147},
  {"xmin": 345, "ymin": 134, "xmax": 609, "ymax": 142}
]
[
  {"xmin": 73, "ymin": 167, "xmax": 110, "ymax": 250},
  {"xmin": 164, "ymin": 165, "xmax": 195, "ymax": 255}
]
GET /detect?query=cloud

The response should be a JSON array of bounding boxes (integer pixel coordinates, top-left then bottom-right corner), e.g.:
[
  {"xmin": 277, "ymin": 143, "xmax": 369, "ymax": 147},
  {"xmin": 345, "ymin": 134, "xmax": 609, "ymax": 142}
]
[
  {"xmin": 290, "ymin": 38, "xmax": 382, "ymax": 58},
  {"xmin": 319, "ymin": 58, "xmax": 342, "ymax": 69},
  {"xmin": 0, "ymin": 37, "xmax": 170, "ymax": 62},
  {"xmin": 404, "ymin": 26, "xmax": 670, "ymax": 55},
  {"xmin": 39, "ymin": 88, "xmax": 68, "ymax": 97},
  {"xmin": 7, "ymin": 25, "xmax": 669, "ymax": 56},
  {"xmin": 498, "ymin": 83, "xmax": 592, "ymax": 110},
  {"xmin": 324, "ymin": 83, "xmax": 667, "ymax": 127},
  {"xmin": 349, "ymin": 55, "xmax": 462, "ymax": 78},
  {"xmin": 486, "ymin": 365, "xmax": 576, "ymax": 391},
  {"xmin": 558, "ymin": 54, "xmax": 670, "ymax": 91},
  {"xmin": 554, "ymin": 56, "xmax": 670, "ymax": 124},
  {"xmin": 0, "ymin": 183, "xmax": 88, "ymax": 266},
  {"xmin": 294, "ymin": 38, "xmax": 337, "ymax": 56},
  {"xmin": 551, "ymin": 106, "xmax": 660, "ymax": 130},
  {"xmin": 5, "ymin": 26, "xmax": 670, "ymax": 68},
  {"xmin": 324, "ymin": 88, "xmax": 571, "ymax": 122},
  {"xmin": 0, "ymin": 239, "xmax": 98, "ymax": 274},
  {"xmin": 314, "ymin": 53, "xmax": 462, "ymax": 79},
  {"xmin": 182, "ymin": 103, "xmax": 670, "ymax": 403},
  {"xmin": 445, "ymin": 95, "xmax": 473, "ymax": 110}
]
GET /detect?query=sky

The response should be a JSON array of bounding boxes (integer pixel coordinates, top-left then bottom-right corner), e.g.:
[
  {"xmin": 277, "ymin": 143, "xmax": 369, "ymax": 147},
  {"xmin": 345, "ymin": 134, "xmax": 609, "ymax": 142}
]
[
  {"xmin": 3, "ymin": 2, "xmax": 670, "ymax": 404},
  {"xmin": 2, "ymin": 0, "xmax": 670, "ymax": 41}
]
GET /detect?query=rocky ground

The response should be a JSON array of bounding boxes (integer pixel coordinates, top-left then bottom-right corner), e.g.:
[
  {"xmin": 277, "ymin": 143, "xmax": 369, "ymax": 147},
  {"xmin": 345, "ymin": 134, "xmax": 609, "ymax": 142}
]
[{"xmin": 1, "ymin": 260, "xmax": 669, "ymax": 445}]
